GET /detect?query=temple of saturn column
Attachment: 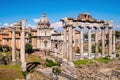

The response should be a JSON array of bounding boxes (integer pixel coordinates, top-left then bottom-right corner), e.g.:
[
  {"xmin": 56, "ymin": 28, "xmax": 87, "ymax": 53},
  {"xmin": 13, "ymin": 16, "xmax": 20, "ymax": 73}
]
[
  {"xmin": 61, "ymin": 13, "xmax": 115, "ymax": 61},
  {"xmin": 13, "ymin": 20, "xmax": 26, "ymax": 71}
]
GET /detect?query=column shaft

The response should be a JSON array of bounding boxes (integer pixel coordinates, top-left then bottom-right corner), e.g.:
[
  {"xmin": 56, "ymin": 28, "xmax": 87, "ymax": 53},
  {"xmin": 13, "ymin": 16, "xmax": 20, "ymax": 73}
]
[
  {"xmin": 80, "ymin": 27, "xmax": 84, "ymax": 59},
  {"xmin": 63, "ymin": 27, "xmax": 67, "ymax": 59},
  {"xmin": 108, "ymin": 28, "xmax": 113, "ymax": 57},
  {"xmin": 101, "ymin": 28, "xmax": 105, "ymax": 57},
  {"xmin": 95, "ymin": 28, "xmax": 98, "ymax": 57},
  {"xmin": 20, "ymin": 21, "xmax": 26, "ymax": 71},
  {"xmin": 68, "ymin": 26, "xmax": 73, "ymax": 62},
  {"xmin": 113, "ymin": 31, "xmax": 115, "ymax": 53},
  {"xmin": 12, "ymin": 28, "xmax": 16, "ymax": 63},
  {"xmin": 88, "ymin": 28, "xmax": 91, "ymax": 59},
  {"xmin": 73, "ymin": 28, "xmax": 76, "ymax": 60}
]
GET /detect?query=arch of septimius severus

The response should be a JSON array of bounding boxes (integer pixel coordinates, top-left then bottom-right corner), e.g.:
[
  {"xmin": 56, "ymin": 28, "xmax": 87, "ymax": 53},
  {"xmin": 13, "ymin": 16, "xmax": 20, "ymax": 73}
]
[{"xmin": 61, "ymin": 13, "xmax": 115, "ymax": 62}]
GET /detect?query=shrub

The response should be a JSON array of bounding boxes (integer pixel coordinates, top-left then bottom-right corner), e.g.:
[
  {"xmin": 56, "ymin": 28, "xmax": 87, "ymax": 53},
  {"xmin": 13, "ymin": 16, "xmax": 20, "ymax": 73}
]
[
  {"xmin": 45, "ymin": 59, "xmax": 60, "ymax": 67},
  {"xmin": 75, "ymin": 47, "xmax": 80, "ymax": 53},
  {"xmin": 116, "ymin": 53, "xmax": 119, "ymax": 57},
  {"xmin": 52, "ymin": 67, "xmax": 62, "ymax": 75},
  {"xmin": 25, "ymin": 43, "xmax": 33, "ymax": 54}
]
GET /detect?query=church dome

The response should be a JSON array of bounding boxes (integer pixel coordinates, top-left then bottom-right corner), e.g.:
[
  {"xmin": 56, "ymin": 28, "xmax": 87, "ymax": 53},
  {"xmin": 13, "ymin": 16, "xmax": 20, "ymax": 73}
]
[{"xmin": 38, "ymin": 12, "xmax": 50, "ymax": 28}]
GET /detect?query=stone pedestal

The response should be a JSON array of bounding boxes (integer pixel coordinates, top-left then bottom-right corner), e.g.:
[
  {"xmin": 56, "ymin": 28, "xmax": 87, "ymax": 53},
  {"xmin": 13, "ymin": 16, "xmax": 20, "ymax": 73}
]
[{"xmin": 61, "ymin": 61, "xmax": 77, "ymax": 79}]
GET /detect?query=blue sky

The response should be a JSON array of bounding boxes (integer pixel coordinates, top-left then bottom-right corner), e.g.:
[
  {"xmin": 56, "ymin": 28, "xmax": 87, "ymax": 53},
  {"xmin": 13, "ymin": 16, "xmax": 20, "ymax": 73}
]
[{"xmin": 0, "ymin": 0, "xmax": 120, "ymax": 30}]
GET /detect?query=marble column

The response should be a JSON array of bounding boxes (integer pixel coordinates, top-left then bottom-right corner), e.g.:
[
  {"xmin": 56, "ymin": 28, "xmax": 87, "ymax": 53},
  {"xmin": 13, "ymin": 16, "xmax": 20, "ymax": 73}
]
[
  {"xmin": 112, "ymin": 31, "xmax": 115, "ymax": 54},
  {"xmin": 87, "ymin": 27, "xmax": 92, "ymax": 59},
  {"xmin": 73, "ymin": 27, "xmax": 76, "ymax": 60},
  {"xmin": 79, "ymin": 26, "xmax": 84, "ymax": 60},
  {"xmin": 108, "ymin": 27, "xmax": 113, "ymax": 57},
  {"xmin": 63, "ymin": 27, "xmax": 67, "ymax": 60},
  {"xmin": 73, "ymin": 28, "xmax": 75, "ymax": 47},
  {"xmin": 68, "ymin": 26, "xmax": 73, "ymax": 62},
  {"xmin": 94, "ymin": 27, "xmax": 99, "ymax": 58},
  {"xmin": 101, "ymin": 27, "xmax": 105, "ymax": 57},
  {"xmin": 20, "ymin": 20, "xmax": 26, "ymax": 71},
  {"xmin": 12, "ymin": 27, "xmax": 16, "ymax": 64}
]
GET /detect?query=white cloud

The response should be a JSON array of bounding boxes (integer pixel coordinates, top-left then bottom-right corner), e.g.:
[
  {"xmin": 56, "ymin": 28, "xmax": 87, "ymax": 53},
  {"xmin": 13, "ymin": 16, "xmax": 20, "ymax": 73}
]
[
  {"xmin": 114, "ymin": 24, "xmax": 120, "ymax": 30},
  {"xmin": 10, "ymin": 24, "xmax": 13, "ymax": 26},
  {"xmin": 3, "ymin": 23, "xmax": 9, "ymax": 26},
  {"xmin": 33, "ymin": 18, "xmax": 40, "ymax": 23},
  {"xmin": 26, "ymin": 24, "xmax": 36, "ymax": 28},
  {"xmin": 51, "ymin": 22, "xmax": 62, "ymax": 28},
  {"xmin": 51, "ymin": 22, "xmax": 63, "ymax": 32}
]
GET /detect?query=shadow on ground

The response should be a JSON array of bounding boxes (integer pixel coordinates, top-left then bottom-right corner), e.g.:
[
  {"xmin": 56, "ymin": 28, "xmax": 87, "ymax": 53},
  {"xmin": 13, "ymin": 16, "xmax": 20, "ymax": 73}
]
[{"xmin": 27, "ymin": 62, "xmax": 40, "ymax": 72}]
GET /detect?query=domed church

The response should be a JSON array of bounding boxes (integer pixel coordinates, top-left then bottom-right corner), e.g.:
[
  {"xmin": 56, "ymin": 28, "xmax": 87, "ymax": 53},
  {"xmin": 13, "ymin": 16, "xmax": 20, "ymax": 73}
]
[{"xmin": 37, "ymin": 12, "xmax": 56, "ymax": 50}]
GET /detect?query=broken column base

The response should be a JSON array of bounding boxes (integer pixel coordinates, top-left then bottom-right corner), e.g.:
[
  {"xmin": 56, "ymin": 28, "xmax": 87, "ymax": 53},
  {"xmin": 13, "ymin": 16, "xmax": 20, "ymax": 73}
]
[
  {"xmin": 21, "ymin": 62, "xmax": 26, "ymax": 71},
  {"xmin": 61, "ymin": 60, "xmax": 77, "ymax": 79},
  {"xmin": 12, "ymin": 60, "xmax": 16, "ymax": 65}
]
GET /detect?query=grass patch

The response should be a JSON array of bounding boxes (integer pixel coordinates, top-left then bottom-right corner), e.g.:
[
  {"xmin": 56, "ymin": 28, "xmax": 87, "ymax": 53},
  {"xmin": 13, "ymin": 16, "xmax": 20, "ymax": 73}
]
[
  {"xmin": 116, "ymin": 67, "xmax": 120, "ymax": 70},
  {"xmin": 94, "ymin": 57, "xmax": 113, "ymax": 64},
  {"xmin": 0, "ymin": 65, "xmax": 24, "ymax": 80},
  {"xmin": 45, "ymin": 58, "xmax": 60, "ymax": 67},
  {"xmin": 26, "ymin": 55, "xmax": 43, "ymax": 63},
  {"xmin": 0, "ymin": 51, "xmax": 11, "ymax": 57},
  {"xmin": 73, "ymin": 59, "xmax": 94, "ymax": 66},
  {"xmin": 73, "ymin": 57, "xmax": 114, "ymax": 66}
]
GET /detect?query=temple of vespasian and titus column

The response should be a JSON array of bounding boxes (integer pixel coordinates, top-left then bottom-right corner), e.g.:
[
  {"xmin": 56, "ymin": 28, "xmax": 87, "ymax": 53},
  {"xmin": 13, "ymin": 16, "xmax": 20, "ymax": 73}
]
[
  {"xmin": 61, "ymin": 13, "xmax": 114, "ymax": 61},
  {"xmin": 108, "ymin": 21, "xmax": 113, "ymax": 58},
  {"xmin": 12, "ymin": 26, "xmax": 16, "ymax": 64},
  {"xmin": 14, "ymin": 20, "xmax": 26, "ymax": 71}
]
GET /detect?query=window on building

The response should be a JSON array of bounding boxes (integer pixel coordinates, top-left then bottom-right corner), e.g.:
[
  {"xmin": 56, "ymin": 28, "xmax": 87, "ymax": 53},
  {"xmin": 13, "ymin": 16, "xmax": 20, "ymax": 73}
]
[
  {"xmin": 44, "ymin": 41, "xmax": 47, "ymax": 48},
  {"xmin": 7, "ymin": 39, "xmax": 9, "ymax": 42}
]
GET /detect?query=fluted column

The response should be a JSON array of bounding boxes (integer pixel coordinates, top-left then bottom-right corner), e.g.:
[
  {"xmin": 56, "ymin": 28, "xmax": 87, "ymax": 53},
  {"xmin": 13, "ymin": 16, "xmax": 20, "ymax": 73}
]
[
  {"xmin": 94, "ymin": 27, "xmax": 99, "ymax": 58},
  {"xmin": 20, "ymin": 20, "xmax": 26, "ymax": 71},
  {"xmin": 12, "ymin": 27, "xmax": 16, "ymax": 64},
  {"xmin": 108, "ymin": 27, "xmax": 113, "ymax": 57},
  {"xmin": 101, "ymin": 27, "xmax": 105, "ymax": 57},
  {"xmin": 87, "ymin": 27, "xmax": 92, "ymax": 59},
  {"xmin": 68, "ymin": 26, "xmax": 73, "ymax": 62},
  {"xmin": 112, "ymin": 31, "xmax": 115, "ymax": 54},
  {"xmin": 79, "ymin": 26, "xmax": 84, "ymax": 60},
  {"xmin": 63, "ymin": 27, "xmax": 67, "ymax": 60}
]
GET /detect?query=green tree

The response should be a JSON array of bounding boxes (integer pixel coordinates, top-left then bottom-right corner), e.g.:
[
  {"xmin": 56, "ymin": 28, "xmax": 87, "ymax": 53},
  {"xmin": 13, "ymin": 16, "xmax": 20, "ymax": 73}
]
[
  {"xmin": 25, "ymin": 43, "xmax": 33, "ymax": 54},
  {"xmin": 75, "ymin": 47, "xmax": 80, "ymax": 53},
  {"xmin": 115, "ymin": 31, "xmax": 120, "ymax": 38},
  {"xmin": 92, "ymin": 34, "xmax": 95, "ymax": 38},
  {"xmin": 28, "ymin": 33, "xmax": 32, "ymax": 43}
]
